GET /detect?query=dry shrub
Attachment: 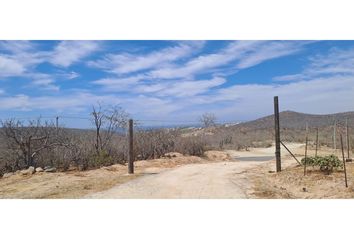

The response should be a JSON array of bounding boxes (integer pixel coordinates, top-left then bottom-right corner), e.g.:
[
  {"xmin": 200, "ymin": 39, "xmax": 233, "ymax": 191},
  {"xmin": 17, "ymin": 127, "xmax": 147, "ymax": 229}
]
[
  {"xmin": 133, "ymin": 128, "xmax": 206, "ymax": 160},
  {"xmin": 134, "ymin": 129, "xmax": 177, "ymax": 160},
  {"xmin": 175, "ymin": 136, "xmax": 206, "ymax": 157}
]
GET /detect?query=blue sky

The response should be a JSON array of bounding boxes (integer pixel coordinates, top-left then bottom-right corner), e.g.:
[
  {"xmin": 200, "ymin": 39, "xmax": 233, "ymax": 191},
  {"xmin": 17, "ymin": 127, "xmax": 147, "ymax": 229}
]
[{"xmin": 1, "ymin": 40, "xmax": 354, "ymax": 128}]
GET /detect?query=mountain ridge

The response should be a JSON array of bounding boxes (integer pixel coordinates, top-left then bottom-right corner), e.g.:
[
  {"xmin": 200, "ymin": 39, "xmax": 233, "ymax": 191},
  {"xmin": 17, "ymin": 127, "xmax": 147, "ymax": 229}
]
[{"xmin": 233, "ymin": 110, "xmax": 354, "ymax": 130}]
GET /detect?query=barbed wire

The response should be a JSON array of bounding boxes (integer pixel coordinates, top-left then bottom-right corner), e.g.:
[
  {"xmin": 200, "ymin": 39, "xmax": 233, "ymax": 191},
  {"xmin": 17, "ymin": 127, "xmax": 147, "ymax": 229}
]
[{"xmin": 0, "ymin": 115, "xmax": 244, "ymax": 125}]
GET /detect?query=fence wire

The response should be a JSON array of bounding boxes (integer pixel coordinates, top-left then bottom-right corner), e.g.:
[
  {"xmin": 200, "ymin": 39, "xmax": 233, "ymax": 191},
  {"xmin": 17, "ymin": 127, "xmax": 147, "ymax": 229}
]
[{"xmin": 0, "ymin": 115, "xmax": 246, "ymax": 129}]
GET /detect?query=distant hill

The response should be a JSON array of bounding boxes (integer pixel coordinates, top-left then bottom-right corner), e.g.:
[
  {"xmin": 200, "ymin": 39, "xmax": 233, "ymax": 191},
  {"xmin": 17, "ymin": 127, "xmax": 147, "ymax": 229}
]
[{"xmin": 234, "ymin": 111, "xmax": 354, "ymax": 130}]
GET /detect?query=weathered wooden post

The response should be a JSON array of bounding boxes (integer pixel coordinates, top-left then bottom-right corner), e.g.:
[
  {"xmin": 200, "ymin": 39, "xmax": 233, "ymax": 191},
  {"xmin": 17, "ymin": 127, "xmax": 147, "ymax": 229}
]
[
  {"xmin": 315, "ymin": 127, "xmax": 319, "ymax": 157},
  {"xmin": 304, "ymin": 135, "xmax": 308, "ymax": 176},
  {"xmin": 303, "ymin": 122, "xmax": 309, "ymax": 175},
  {"xmin": 56, "ymin": 116, "xmax": 59, "ymax": 128},
  {"xmin": 274, "ymin": 96, "xmax": 281, "ymax": 172},
  {"xmin": 128, "ymin": 119, "xmax": 134, "ymax": 174},
  {"xmin": 346, "ymin": 119, "xmax": 351, "ymax": 161},
  {"xmin": 340, "ymin": 134, "xmax": 348, "ymax": 188},
  {"xmin": 56, "ymin": 116, "xmax": 59, "ymax": 134},
  {"xmin": 333, "ymin": 120, "xmax": 337, "ymax": 152}
]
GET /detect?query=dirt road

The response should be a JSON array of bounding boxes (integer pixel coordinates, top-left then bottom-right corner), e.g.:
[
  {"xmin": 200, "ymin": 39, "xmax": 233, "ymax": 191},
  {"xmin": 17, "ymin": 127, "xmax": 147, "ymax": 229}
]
[
  {"xmin": 0, "ymin": 143, "xmax": 305, "ymax": 199},
  {"xmin": 87, "ymin": 143, "xmax": 303, "ymax": 199},
  {"xmin": 87, "ymin": 161, "xmax": 261, "ymax": 198}
]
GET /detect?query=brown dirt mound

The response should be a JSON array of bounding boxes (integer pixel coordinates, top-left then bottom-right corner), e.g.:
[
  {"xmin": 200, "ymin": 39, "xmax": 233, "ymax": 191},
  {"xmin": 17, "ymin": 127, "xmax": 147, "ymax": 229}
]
[{"xmin": 204, "ymin": 151, "xmax": 231, "ymax": 161}]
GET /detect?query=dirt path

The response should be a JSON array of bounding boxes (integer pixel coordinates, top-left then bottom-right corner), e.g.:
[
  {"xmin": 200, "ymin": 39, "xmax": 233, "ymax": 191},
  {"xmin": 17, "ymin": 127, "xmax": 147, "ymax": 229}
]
[
  {"xmin": 87, "ymin": 143, "xmax": 304, "ymax": 199},
  {"xmin": 87, "ymin": 161, "xmax": 262, "ymax": 198},
  {"xmin": 0, "ymin": 144, "xmax": 307, "ymax": 199},
  {"xmin": 0, "ymin": 151, "xmax": 230, "ymax": 199}
]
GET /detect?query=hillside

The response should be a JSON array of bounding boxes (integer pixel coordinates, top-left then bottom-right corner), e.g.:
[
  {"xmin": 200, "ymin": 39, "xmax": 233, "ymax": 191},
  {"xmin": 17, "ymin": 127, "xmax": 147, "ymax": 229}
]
[
  {"xmin": 234, "ymin": 111, "xmax": 354, "ymax": 130},
  {"xmin": 194, "ymin": 111, "xmax": 354, "ymax": 150}
]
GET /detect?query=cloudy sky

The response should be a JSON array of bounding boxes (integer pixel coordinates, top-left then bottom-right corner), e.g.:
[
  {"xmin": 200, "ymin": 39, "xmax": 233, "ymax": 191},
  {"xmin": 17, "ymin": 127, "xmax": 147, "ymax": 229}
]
[{"xmin": 0, "ymin": 40, "xmax": 354, "ymax": 127}]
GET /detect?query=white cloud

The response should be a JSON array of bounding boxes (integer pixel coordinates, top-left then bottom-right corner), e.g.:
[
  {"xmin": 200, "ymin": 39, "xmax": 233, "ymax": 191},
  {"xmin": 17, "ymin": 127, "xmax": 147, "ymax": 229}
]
[
  {"xmin": 0, "ymin": 41, "xmax": 92, "ymax": 92},
  {"xmin": 22, "ymin": 73, "xmax": 59, "ymax": 91},
  {"xmin": 66, "ymin": 71, "xmax": 80, "ymax": 79},
  {"xmin": 49, "ymin": 41, "xmax": 100, "ymax": 67},
  {"xmin": 186, "ymin": 75, "xmax": 354, "ymax": 119},
  {"xmin": 89, "ymin": 41, "xmax": 205, "ymax": 74},
  {"xmin": 2, "ymin": 41, "xmax": 354, "ymax": 125},
  {"xmin": 273, "ymin": 73, "xmax": 306, "ymax": 82},
  {"xmin": 1, "ymin": 75, "xmax": 353, "ymax": 124},
  {"xmin": 0, "ymin": 41, "xmax": 48, "ymax": 79},
  {"xmin": 236, "ymin": 41, "xmax": 307, "ymax": 69},
  {"xmin": 135, "ymin": 77, "xmax": 226, "ymax": 97},
  {"xmin": 92, "ymin": 75, "xmax": 146, "ymax": 91},
  {"xmin": 0, "ymin": 41, "xmax": 34, "ymax": 54},
  {"xmin": 0, "ymin": 55, "xmax": 26, "ymax": 77},
  {"xmin": 0, "ymin": 91, "xmax": 180, "ymax": 120},
  {"xmin": 148, "ymin": 41, "xmax": 261, "ymax": 79},
  {"xmin": 0, "ymin": 92, "xmax": 118, "ymax": 112},
  {"xmin": 31, "ymin": 78, "xmax": 60, "ymax": 91},
  {"xmin": 0, "ymin": 94, "xmax": 30, "ymax": 110},
  {"xmin": 273, "ymin": 46, "xmax": 354, "ymax": 82},
  {"xmin": 148, "ymin": 41, "xmax": 308, "ymax": 80},
  {"xmin": 93, "ymin": 75, "xmax": 226, "ymax": 97}
]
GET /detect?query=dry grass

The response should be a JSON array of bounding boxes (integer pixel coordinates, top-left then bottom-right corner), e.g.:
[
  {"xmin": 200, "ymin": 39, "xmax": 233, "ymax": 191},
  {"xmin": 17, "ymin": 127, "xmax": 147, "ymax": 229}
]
[
  {"xmin": 0, "ymin": 151, "xmax": 225, "ymax": 199},
  {"xmin": 251, "ymin": 145, "xmax": 354, "ymax": 199}
]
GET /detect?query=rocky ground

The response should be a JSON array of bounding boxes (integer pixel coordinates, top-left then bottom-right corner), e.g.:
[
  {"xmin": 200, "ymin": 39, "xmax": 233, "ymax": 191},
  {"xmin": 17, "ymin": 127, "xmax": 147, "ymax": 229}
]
[
  {"xmin": 0, "ymin": 151, "xmax": 231, "ymax": 199},
  {"xmin": 250, "ymin": 145, "xmax": 354, "ymax": 198},
  {"xmin": 1, "ymin": 143, "xmax": 353, "ymax": 199}
]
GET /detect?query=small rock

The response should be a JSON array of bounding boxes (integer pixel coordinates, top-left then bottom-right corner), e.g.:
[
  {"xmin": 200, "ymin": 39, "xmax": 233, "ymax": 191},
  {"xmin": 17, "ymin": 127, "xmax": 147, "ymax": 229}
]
[
  {"xmin": 28, "ymin": 166, "xmax": 35, "ymax": 173},
  {"xmin": 20, "ymin": 170, "xmax": 30, "ymax": 175},
  {"xmin": 2, "ymin": 172, "xmax": 14, "ymax": 178},
  {"xmin": 44, "ymin": 167, "xmax": 57, "ymax": 173},
  {"xmin": 302, "ymin": 187, "xmax": 307, "ymax": 192},
  {"xmin": 164, "ymin": 152, "xmax": 183, "ymax": 158},
  {"xmin": 268, "ymin": 170, "xmax": 275, "ymax": 173},
  {"xmin": 35, "ymin": 167, "xmax": 44, "ymax": 172},
  {"xmin": 67, "ymin": 166, "xmax": 77, "ymax": 171},
  {"xmin": 21, "ymin": 166, "xmax": 35, "ymax": 175}
]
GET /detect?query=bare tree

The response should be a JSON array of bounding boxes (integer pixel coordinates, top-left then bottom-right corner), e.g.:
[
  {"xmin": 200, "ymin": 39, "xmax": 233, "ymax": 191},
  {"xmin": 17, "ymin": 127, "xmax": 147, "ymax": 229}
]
[
  {"xmin": 0, "ymin": 118, "xmax": 67, "ymax": 169},
  {"xmin": 91, "ymin": 103, "xmax": 129, "ymax": 155},
  {"xmin": 199, "ymin": 112, "xmax": 217, "ymax": 128}
]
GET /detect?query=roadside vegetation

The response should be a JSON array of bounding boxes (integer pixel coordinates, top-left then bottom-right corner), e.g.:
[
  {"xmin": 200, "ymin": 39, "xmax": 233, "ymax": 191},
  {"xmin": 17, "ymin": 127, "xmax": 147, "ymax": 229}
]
[
  {"xmin": 0, "ymin": 104, "xmax": 207, "ymax": 176},
  {"xmin": 301, "ymin": 155, "xmax": 343, "ymax": 174},
  {"xmin": 1, "ymin": 109, "xmax": 354, "ymax": 178}
]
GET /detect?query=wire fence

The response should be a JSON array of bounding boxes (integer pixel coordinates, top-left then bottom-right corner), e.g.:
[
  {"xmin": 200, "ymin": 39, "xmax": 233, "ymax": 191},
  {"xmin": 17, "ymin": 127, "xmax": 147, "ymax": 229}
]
[{"xmin": 0, "ymin": 114, "xmax": 246, "ymax": 129}]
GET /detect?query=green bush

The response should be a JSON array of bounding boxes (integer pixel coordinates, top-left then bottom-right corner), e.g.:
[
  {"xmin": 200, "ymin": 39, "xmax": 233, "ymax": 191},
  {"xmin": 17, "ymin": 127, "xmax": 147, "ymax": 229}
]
[
  {"xmin": 301, "ymin": 155, "xmax": 343, "ymax": 174},
  {"xmin": 301, "ymin": 156, "xmax": 317, "ymax": 167},
  {"xmin": 89, "ymin": 150, "xmax": 114, "ymax": 168}
]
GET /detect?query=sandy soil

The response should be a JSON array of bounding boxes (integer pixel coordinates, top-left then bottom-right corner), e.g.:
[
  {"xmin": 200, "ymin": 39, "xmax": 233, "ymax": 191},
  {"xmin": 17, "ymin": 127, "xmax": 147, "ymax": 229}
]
[
  {"xmin": 87, "ymin": 161, "xmax": 261, "ymax": 198},
  {"xmin": 0, "ymin": 151, "xmax": 230, "ymax": 199},
  {"xmin": 2, "ymin": 142, "xmax": 353, "ymax": 199},
  {"xmin": 252, "ymin": 144, "xmax": 354, "ymax": 198},
  {"xmin": 86, "ymin": 143, "xmax": 302, "ymax": 198}
]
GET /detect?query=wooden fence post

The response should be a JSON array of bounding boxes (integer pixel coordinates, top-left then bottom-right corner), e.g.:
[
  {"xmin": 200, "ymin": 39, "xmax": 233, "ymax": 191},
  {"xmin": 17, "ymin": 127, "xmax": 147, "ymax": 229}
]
[
  {"xmin": 340, "ymin": 134, "xmax": 348, "ymax": 188},
  {"xmin": 274, "ymin": 96, "xmax": 281, "ymax": 172},
  {"xmin": 128, "ymin": 119, "xmax": 134, "ymax": 174},
  {"xmin": 346, "ymin": 119, "xmax": 351, "ymax": 160},
  {"xmin": 56, "ymin": 116, "xmax": 59, "ymax": 133},
  {"xmin": 304, "ymin": 135, "xmax": 308, "ymax": 176},
  {"xmin": 315, "ymin": 127, "xmax": 319, "ymax": 157},
  {"xmin": 333, "ymin": 120, "xmax": 337, "ymax": 152}
]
